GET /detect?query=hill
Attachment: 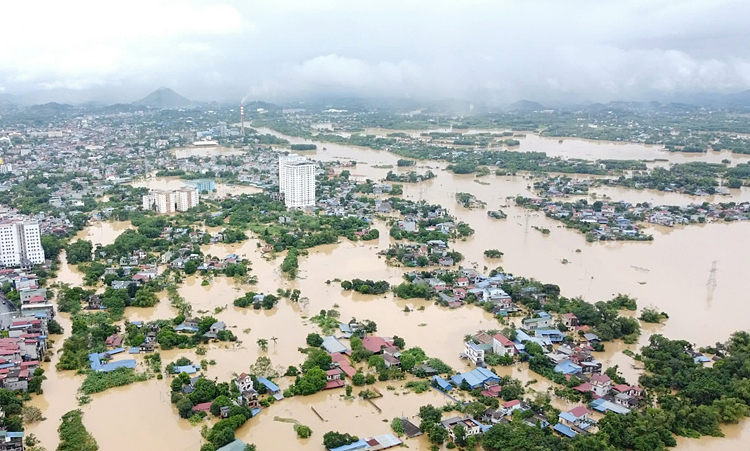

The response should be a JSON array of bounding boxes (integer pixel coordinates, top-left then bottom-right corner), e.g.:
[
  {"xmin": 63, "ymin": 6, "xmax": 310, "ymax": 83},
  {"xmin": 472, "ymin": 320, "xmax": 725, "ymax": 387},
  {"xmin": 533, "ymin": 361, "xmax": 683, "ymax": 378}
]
[{"xmin": 133, "ymin": 87, "xmax": 191, "ymax": 107}]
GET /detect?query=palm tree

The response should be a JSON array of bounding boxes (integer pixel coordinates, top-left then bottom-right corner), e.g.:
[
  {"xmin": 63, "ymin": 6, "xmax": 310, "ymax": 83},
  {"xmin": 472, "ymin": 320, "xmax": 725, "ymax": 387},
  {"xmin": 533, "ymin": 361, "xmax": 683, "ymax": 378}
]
[
  {"xmin": 257, "ymin": 338, "xmax": 268, "ymax": 351},
  {"xmin": 270, "ymin": 337, "xmax": 278, "ymax": 349}
]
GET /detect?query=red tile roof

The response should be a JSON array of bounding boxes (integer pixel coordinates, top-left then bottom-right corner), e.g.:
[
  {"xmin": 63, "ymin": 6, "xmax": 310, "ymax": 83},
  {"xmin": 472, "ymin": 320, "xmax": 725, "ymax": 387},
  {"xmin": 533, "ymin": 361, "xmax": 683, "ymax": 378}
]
[
  {"xmin": 361, "ymin": 337, "xmax": 390, "ymax": 353},
  {"xmin": 192, "ymin": 402, "xmax": 213, "ymax": 412},
  {"xmin": 324, "ymin": 379, "xmax": 345, "ymax": 390},
  {"xmin": 330, "ymin": 352, "xmax": 348, "ymax": 363},
  {"xmin": 339, "ymin": 362, "xmax": 356, "ymax": 378},
  {"xmin": 493, "ymin": 334, "xmax": 514, "ymax": 347},
  {"xmin": 568, "ymin": 406, "xmax": 590, "ymax": 418},
  {"xmin": 503, "ymin": 399, "xmax": 520, "ymax": 408}
]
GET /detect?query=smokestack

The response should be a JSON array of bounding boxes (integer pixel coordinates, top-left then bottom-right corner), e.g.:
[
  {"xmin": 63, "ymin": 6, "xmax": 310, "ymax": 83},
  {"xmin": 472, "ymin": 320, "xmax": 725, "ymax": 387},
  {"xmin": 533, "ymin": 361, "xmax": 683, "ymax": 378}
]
[{"xmin": 240, "ymin": 105, "xmax": 245, "ymax": 137}]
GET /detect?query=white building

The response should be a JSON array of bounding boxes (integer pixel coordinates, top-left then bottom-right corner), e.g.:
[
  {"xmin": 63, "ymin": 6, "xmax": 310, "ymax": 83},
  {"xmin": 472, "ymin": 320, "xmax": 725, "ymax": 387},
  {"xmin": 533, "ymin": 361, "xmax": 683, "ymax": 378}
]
[
  {"xmin": 0, "ymin": 221, "xmax": 45, "ymax": 267},
  {"xmin": 492, "ymin": 333, "xmax": 517, "ymax": 357},
  {"xmin": 279, "ymin": 154, "xmax": 315, "ymax": 208},
  {"xmin": 142, "ymin": 188, "xmax": 199, "ymax": 214},
  {"xmin": 174, "ymin": 188, "xmax": 199, "ymax": 212}
]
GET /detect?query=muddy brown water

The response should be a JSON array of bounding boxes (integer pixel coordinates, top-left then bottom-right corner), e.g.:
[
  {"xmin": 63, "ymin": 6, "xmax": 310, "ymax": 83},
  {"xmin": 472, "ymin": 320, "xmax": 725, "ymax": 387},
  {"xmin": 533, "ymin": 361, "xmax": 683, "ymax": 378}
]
[
  {"xmin": 29, "ymin": 134, "xmax": 750, "ymax": 450},
  {"xmin": 131, "ymin": 175, "xmax": 262, "ymax": 197}
]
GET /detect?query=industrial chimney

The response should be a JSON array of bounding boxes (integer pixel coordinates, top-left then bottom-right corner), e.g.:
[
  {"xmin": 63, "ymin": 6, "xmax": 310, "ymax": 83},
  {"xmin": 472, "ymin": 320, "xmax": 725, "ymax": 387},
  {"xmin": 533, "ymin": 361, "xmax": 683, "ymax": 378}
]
[{"xmin": 240, "ymin": 105, "xmax": 245, "ymax": 137}]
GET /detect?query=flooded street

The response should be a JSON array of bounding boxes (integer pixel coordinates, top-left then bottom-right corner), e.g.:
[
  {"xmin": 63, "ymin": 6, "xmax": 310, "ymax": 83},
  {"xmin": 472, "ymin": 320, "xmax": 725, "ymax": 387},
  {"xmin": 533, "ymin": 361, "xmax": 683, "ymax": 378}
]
[{"xmin": 36, "ymin": 133, "xmax": 750, "ymax": 451}]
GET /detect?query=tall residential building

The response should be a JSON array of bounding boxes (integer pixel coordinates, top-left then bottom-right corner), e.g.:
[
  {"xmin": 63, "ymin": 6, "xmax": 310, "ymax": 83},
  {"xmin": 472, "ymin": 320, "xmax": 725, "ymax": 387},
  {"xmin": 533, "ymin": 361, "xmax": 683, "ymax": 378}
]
[
  {"xmin": 174, "ymin": 188, "xmax": 200, "ymax": 212},
  {"xmin": 279, "ymin": 154, "xmax": 315, "ymax": 208},
  {"xmin": 0, "ymin": 221, "xmax": 45, "ymax": 267},
  {"xmin": 142, "ymin": 188, "xmax": 199, "ymax": 214}
]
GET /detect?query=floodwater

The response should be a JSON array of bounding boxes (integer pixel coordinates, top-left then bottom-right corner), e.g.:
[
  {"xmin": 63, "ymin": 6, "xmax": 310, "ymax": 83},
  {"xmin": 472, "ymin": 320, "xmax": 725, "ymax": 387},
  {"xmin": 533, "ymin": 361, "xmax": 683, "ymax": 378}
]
[
  {"xmin": 172, "ymin": 146, "xmax": 245, "ymax": 159},
  {"xmin": 74, "ymin": 220, "xmax": 133, "ymax": 247},
  {"xmin": 131, "ymin": 175, "xmax": 262, "ymax": 197},
  {"xmin": 362, "ymin": 127, "xmax": 750, "ymax": 166},
  {"xmin": 34, "ymin": 132, "xmax": 750, "ymax": 450}
]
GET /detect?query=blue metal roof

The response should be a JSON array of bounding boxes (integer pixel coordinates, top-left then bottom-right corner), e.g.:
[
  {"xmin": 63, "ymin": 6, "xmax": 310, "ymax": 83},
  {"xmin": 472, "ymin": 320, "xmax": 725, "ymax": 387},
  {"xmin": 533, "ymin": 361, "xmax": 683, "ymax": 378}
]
[
  {"xmin": 173, "ymin": 365, "xmax": 200, "ymax": 374},
  {"xmin": 432, "ymin": 375, "xmax": 453, "ymax": 392},
  {"xmin": 128, "ymin": 347, "xmax": 140, "ymax": 354},
  {"xmin": 553, "ymin": 423, "xmax": 577, "ymax": 438},
  {"xmin": 216, "ymin": 439, "xmax": 249, "ymax": 451},
  {"xmin": 451, "ymin": 367, "xmax": 499, "ymax": 389},
  {"xmin": 175, "ymin": 324, "xmax": 199, "ymax": 332},
  {"xmin": 329, "ymin": 438, "xmax": 368, "ymax": 451},
  {"xmin": 590, "ymin": 398, "xmax": 631, "ymax": 415},
  {"xmin": 257, "ymin": 377, "xmax": 280, "ymax": 393},
  {"xmin": 559, "ymin": 412, "xmax": 578, "ymax": 424},
  {"xmin": 98, "ymin": 359, "xmax": 137, "ymax": 372},
  {"xmin": 554, "ymin": 360, "xmax": 582, "ymax": 375},
  {"xmin": 321, "ymin": 335, "xmax": 348, "ymax": 354}
]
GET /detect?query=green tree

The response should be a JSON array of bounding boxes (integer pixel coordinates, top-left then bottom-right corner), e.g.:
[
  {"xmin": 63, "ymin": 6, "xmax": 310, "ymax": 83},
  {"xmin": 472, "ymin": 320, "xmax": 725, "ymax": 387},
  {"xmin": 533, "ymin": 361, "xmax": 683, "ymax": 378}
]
[
  {"xmin": 306, "ymin": 333, "xmax": 323, "ymax": 347},
  {"xmin": 294, "ymin": 424, "xmax": 312, "ymax": 439},
  {"xmin": 183, "ymin": 259, "xmax": 198, "ymax": 275},
  {"xmin": 323, "ymin": 431, "xmax": 358, "ymax": 449},
  {"xmin": 453, "ymin": 423, "xmax": 467, "ymax": 446},
  {"xmin": 352, "ymin": 373, "xmax": 366, "ymax": 386},
  {"xmin": 65, "ymin": 240, "xmax": 93, "ymax": 264}
]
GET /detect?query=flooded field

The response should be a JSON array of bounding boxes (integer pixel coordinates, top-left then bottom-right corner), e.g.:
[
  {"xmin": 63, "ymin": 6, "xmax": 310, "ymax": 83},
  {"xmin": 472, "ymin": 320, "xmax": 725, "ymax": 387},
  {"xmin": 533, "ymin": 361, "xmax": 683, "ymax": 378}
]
[
  {"xmin": 173, "ymin": 145, "xmax": 245, "ymax": 159},
  {"xmin": 362, "ymin": 127, "xmax": 750, "ymax": 166},
  {"xmin": 131, "ymin": 175, "xmax": 262, "ymax": 197},
  {"xmin": 32, "ymin": 132, "xmax": 750, "ymax": 451}
]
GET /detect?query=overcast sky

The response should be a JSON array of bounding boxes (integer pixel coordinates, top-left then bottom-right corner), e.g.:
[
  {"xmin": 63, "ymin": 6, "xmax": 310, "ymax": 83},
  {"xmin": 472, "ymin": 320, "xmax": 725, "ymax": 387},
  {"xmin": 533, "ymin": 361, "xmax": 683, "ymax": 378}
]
[{"xmin": 3, "ymin": 0, "xmax": 750, "ymax": 104}]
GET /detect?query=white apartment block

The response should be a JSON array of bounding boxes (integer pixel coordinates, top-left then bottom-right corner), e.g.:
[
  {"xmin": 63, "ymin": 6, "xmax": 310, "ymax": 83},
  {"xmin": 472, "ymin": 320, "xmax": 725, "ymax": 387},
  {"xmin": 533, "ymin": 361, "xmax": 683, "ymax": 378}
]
[
  {"xmin": 0, "ymin": 221, "xmax": 45, "ymax": 267},
  {"xmin": 142, "ymin": 188, "xmax": 199, "ymax": 214},
  {"xmin": 279, "ymin": 154, "xmax": 316, "ymax": 208},
  {"xmin": 174, "ymin": 188, "xmax": 199, "ymax": 212}
]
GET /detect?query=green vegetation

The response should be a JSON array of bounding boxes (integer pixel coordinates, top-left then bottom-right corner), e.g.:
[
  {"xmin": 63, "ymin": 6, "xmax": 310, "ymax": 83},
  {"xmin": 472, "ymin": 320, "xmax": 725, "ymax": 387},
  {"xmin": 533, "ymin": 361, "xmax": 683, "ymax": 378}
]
[
  {"xmin": 640, "ymin": 308, "xmax": 669, "ymax": 323},
  {"xmin": 57, "ymin": 313, "xmax": 118, "ymax": 371},
  {"xmin": 484, "ymin": 249, "xmax": 504, "ymax": 258},
  {"xmin": 323, "ymin": 431, "xmax": 359, "ymax": 449},
  {"xmin": 340, "ymin": 279, "xmax": 390, "ymax": 295},
  {"xmin": 294, "ymin": 424, "xmax": 312, "ymax": 439},
  {"xmin": 233, "ymin": 292, "xmax": 278, "ymax": 309},
  {"xmin": 65, "ymin": 240, "xmax": 93, "ymax": 264},
  {"xmin": 385, "ymin": 170, "xmax": 436, "ymax": 183},
  {"xmin": 57, "ymin": 410, "xmax": 98, "ymax": 451},
  {"xmin": 393, "ymin": 282, "xmax": 433, "ymax": 299},
  {"xmin": 80, "ymin": 367, "xmax": 151, "ymax": 395},
  {"xmin": 404, "ymin": 380, "xmax": 430, "ymax": 393},
  {"xmin": 455, "ymin": 192, "xmax": 486, "ymax": 209},
  {"xmin": 291, "ymin": 144, "xmax": 317, "ymax": 151},
  {"xmin": 306, "ymin": 333, "xmax": 323, "ymax": 347},
  {"xmin": 281, "ymin": 249, "xmax": 300, "ymax": 278}
]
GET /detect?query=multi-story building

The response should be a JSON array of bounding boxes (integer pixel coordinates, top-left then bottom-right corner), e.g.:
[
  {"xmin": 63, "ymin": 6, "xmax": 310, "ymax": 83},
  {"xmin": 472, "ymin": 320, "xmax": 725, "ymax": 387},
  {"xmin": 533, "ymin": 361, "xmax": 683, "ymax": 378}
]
[
  {"xmin": 174, "ymin": 188, "xmax": 199, "ymax": 212},
  {"xmin": 279, "ymin": 154, "xmax": 315, "ymax": 208},
  {"xmin": 142, "ymin": 190, "xmax": 174, "ymax": 214},
  {"xmin": 0, "ymin": 221, "xmax": 45, "ymax": 267},
  {"xmin": 142, "ymin": 188, "xmax": 199, "ymax": 214},
  {"xmin": 184, "ymin": 179, "xmax": 215, "ymax": 193}
]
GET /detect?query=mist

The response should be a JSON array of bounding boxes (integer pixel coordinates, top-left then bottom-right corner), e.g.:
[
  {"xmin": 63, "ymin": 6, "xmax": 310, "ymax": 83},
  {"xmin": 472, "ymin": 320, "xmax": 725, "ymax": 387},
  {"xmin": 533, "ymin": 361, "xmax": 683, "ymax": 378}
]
[{"xmin": 3, "ymin": 0, "xmax": 750, "ymax": 105}]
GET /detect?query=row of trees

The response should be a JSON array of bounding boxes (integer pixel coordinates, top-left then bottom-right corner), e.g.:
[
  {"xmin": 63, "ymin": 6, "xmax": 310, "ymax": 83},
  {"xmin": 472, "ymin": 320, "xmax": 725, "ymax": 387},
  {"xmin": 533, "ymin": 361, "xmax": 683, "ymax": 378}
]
[{"xmin": 340, "ymin": 279, "xmax": 390, "ymax": 295}]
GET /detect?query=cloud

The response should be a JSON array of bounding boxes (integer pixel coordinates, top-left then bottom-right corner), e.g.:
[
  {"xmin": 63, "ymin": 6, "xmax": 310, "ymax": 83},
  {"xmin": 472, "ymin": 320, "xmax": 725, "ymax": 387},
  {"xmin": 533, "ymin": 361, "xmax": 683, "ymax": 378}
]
[
  {"xmin": 247, "ymin": 55, "xmax": 425, "ymax": 99},
  {"xmin": 3, "ymin": 0, "xmax": 750, "ymax": 104}
]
